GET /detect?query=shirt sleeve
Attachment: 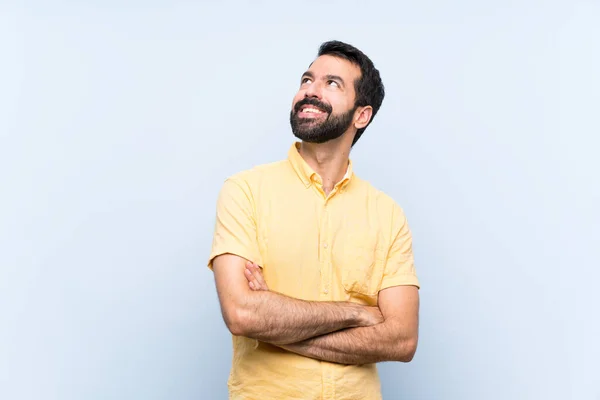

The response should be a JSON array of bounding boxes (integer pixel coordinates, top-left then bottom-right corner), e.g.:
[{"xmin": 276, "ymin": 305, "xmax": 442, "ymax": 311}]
[
  {"xmin": 207, "ymin": 177, "xmax": 263, "ymax": 270},
  {"xmin": 380, "ymin": 205, "xmax": 420, "ymax": 290}
]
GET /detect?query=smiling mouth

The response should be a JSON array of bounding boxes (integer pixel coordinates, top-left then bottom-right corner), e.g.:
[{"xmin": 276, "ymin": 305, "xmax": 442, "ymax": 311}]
[{"xmin": 297, "ymin": 106, "xmax": 328, "ymax": 119}]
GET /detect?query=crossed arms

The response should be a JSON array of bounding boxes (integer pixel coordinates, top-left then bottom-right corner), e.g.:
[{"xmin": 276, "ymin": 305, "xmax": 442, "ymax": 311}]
[{"xmin": 212, "ymin": 253, "xmax": 419, "ymax": 365}]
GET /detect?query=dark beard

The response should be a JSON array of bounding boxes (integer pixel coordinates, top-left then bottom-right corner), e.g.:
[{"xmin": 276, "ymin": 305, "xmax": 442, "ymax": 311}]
[{"xmin": 290, "ymin": 98, "xmax": 356, "ymax": 144}]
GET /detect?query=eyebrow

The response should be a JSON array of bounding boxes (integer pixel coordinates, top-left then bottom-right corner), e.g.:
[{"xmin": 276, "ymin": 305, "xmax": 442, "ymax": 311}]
[
  {"xmin": 301, "ymin": 71, "xmax": 314, "ymax": 80},
  {"xmin": 301, "ymin": 71, "xmax": 345, "ymax": 87},
  {"xmin": 325, "ymin": 74, "xmax": 345, "ymax": 87}
]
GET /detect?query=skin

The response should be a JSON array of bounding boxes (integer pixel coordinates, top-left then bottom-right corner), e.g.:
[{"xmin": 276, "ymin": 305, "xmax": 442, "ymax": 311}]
[
  {"xmin": 244, "ymin": 261, "xmax": 419, "ymax": 365},
  {"xmin": 213, "ymin": 254, "xmax": 384, "ymax": 346},
  {"xmin": 212, "ymin": 54, "xmax": 420, "ymax": 364},
  {"xmin": 291, "ymin": 54, "xmax": 373, "ymax": 195}
]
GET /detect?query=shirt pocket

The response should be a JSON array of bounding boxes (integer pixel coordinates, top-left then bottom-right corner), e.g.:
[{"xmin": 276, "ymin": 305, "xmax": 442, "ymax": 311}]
[{"xmin": 341, "ymin": 232, "xmax": 384, "ymax": 297}]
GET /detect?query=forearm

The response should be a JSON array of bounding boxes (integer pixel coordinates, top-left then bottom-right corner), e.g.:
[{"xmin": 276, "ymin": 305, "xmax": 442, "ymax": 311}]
[
  {"xmin": 280, "ymin": 317, "xmax": 417, "ymax": 365},
  {"xmin": 234, "ymin": 291, "xmax": 368, "ymax": 345}
]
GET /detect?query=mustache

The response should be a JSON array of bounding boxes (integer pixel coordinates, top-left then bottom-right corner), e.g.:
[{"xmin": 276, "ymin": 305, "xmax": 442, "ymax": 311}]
[{"xmin": 294, "ymin": 98, "xmax": 332, "ymax": 114}]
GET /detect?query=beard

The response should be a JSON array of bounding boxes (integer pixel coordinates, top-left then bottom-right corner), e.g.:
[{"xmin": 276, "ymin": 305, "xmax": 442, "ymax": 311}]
[{"xmin": 290, "ymin": 98, "xmax": 357, "ymax": 144}]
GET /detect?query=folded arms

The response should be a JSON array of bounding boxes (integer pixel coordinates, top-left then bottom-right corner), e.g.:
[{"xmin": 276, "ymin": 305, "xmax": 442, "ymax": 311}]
[{"xmin": 212, "ymin": 254, "xmax": 419, "ymax": 365}]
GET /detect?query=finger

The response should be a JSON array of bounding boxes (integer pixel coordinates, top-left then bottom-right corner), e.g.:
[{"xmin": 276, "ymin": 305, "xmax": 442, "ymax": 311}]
[
  {"xmin": 250, "ymin": 267, "xmax": 268, "ymax": 290},
  {"xmin": 252, "ymin": 268, "xmax": 268, "ymax": 289},
  {"xmin": 246, "ymin": 261, "xmax": 260, "ymax": 270},
  {"xmin": 246, "ymin": 263, "xmax": 265, "ymax": 283},
  {"xmin": 248, "ymin": 261, "xmax": 260, "ymax": 271},
  {"xmin": 245, "ymin": 261, "xmax": 268, "ymax": 290},
  {"xmin": 244, "ymin": 268, "xmax": 259, "ymax": 289},
  {"xmin": 247, "ymin": 261, "xmax": 263, "ymax": 276},
  {"xmin": 246, "ymin": 261, "xmax": 261, "ymax": 274},
  {"xmin": 247, "ymin": 262, "xmax": 262, "ymax": 276},
  {"xmin": 244, "ymin": 267, "xmax": 253, "ymax": 282}
]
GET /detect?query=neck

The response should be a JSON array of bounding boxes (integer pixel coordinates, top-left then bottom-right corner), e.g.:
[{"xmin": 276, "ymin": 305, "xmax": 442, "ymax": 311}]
[{"xmin": 298, "ymin": 135, "xmax": 352, "ymax": 193}]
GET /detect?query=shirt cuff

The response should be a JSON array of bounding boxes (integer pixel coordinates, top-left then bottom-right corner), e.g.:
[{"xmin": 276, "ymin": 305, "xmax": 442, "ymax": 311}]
[
  {"xmin": 207, "ymin": 246, "xmax": 262, "ymax": 271},
  {"xmin": 380, "ymin": 274, "xmax": 420, "ymax": 290}
]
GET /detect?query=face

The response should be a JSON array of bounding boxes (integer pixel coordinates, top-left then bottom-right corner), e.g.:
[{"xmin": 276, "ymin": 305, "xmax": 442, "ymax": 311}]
[{"xmin": 290, "ymin": 55, "xmax": 362, "ymax": 144}]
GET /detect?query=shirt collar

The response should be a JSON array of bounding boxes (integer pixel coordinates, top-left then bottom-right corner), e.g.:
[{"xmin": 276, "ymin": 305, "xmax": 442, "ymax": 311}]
[{"xmin": 287, "ymin": 142, "xmax": 354, "ymax": 189}]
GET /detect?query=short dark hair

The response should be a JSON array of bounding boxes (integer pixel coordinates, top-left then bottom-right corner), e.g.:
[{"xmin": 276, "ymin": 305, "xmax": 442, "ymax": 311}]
[{"xmin": 317, "ymin": 40, "xmax": 385, "ymax": 146}]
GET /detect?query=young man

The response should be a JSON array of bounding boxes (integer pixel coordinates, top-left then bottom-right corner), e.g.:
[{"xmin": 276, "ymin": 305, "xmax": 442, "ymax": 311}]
[{"xmin": 207, "ymin": 40, "xmax": 420, "ymax": 400}]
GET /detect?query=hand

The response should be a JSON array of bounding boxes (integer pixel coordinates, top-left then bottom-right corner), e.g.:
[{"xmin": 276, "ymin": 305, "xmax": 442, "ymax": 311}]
[
  {"xmin": 244, "ymin": 261, "xmax": 269, "ymax": 291},
  {"xmin": 360, "ymin": 306, "xmax": 384, "ymax": 327}
]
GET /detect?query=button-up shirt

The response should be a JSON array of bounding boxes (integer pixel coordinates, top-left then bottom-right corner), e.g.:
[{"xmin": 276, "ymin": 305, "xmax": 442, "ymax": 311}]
[{"xmin": 208, "ymin": 142, "xmax": 419, "ymax": 399}]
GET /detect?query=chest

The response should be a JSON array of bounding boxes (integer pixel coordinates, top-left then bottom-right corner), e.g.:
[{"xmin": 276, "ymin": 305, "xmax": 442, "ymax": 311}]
[{"xmin": 255, "ymin": 185, "xmax": 389, "ymax": 302}]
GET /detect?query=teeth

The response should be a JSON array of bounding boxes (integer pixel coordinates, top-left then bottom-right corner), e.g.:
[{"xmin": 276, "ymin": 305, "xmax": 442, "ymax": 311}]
[{"xmin": 303, "ymin": 107, "xmax": 322, "ymax": 113}]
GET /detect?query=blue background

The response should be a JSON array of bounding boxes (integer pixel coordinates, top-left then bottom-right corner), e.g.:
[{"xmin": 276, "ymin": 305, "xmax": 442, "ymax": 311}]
[{"xmin": 1, "ymin": 1, "xmax": 598, "ymax": 399}]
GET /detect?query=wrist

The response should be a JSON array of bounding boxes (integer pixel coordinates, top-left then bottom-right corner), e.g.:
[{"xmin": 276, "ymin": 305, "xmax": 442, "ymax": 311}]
[{"xmin": 349, "ymin": 303, "xmax": 368, "ymax": 327}]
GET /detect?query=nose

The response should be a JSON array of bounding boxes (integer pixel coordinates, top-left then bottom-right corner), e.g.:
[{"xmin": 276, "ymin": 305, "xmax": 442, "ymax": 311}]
[{"xmin": 304, "ymin": 80, "xmax": 323, "ymax": 100}]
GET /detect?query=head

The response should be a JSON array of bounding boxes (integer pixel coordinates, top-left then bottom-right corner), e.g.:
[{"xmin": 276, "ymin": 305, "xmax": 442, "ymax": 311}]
[{"xmin": 290, "ymin": 40, "xmax": 385, "ymax": 147}]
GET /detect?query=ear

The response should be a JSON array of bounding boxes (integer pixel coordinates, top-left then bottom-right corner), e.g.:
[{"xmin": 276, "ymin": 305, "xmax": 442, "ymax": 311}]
[{"xmin": 354, "ymin": 106, "xmax": 373, "ymax": 130}]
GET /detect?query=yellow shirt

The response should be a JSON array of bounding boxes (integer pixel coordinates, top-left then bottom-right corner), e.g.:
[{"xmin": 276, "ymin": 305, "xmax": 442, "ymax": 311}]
[{"xmin": 208, "ymin": 142, "xmax": 419, "ymax": 400}]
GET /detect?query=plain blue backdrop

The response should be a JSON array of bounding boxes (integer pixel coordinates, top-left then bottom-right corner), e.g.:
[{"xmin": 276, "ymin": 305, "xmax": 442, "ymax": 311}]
[{"xmin": 1, "ymin": 1, "xmax": 598, "ymax": 399}]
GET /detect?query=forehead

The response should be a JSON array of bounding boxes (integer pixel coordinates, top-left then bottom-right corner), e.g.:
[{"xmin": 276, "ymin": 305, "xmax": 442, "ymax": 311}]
[{"xmin": 306, "ymin": 54, "xmax": 361, "ymax": 82}]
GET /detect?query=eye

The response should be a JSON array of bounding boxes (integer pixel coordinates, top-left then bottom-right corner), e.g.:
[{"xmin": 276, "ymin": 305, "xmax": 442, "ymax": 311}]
[
  {"xmin": 301, "ymin": 77, "xmax": 312, "ymax": 85},
  {"xmin": 327, "ymin": 80, "xmax": 339, "ymax": 88}
]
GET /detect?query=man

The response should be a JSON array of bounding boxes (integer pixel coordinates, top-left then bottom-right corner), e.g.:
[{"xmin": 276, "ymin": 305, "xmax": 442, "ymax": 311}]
[{"xmin": 207, "ymin": 40, "xmax": 420, "ymax": 400}]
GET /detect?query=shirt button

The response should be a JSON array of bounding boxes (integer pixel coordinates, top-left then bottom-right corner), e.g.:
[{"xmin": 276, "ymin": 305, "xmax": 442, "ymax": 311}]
[
  {"xmin": 324, "ymin": 289, "xmax": 329, "ymax": 294},
  {"xmin": 323, "ymin": 243, "xmax": 328, "ymax": 248}
]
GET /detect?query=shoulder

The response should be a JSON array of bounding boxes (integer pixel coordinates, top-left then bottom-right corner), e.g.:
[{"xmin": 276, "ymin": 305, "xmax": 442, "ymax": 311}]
[
  {"xmin": 350, "ymin": 174, "xmax": 410, "ymax": 238},
  {"xmin": 352, "ymin": 175, "xmax": 406, "ymax": 214}
]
